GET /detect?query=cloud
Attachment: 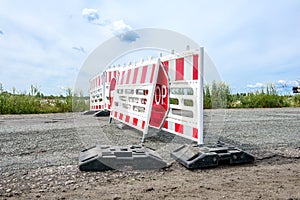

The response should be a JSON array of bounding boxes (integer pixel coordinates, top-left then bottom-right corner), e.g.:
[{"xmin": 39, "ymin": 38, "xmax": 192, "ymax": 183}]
[
  {"xmin": 81, "ymin": 9, "xmax": 139, "ymax": 43},
  {"xmin": 247, "ymin": 82, "xmax": 264, "ymax": 88},
  {"xmin": 111, "ymin": 20, "xmax": 131, "ymax": 34},
  {"xmin": 0, "ymin": 30, "xmax": 3, "ymax": 35},
  {"xmin": 72, "ymin": 46, "xmax": 85, "ymax": 53},
  {"xmin": 111, "ymin": 20, "xmax": 139, "ymax": 42},
  {"xmin": 82, "ymin": 8, "xmax": 99, "ymax": 22},
  {"xmin": 117, "ymin": 30, "xmax": 140, "ymax": 42},
  {"xmin": 277, "ymin": 80, "xmax": 299, "ymax": 87}
]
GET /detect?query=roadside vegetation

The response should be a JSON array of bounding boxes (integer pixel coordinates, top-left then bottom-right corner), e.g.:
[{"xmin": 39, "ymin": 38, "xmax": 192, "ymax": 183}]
[
  {"xmin": 0, "ymin": 85, "xmax": 89, "ymax": 114},
  {"xmin": 204, "ymin": 81, "xmax": 300, "ymax": 109},
  {"xmin": 0, "ymin": 83, "xmax": 299, "ymax": 114}
]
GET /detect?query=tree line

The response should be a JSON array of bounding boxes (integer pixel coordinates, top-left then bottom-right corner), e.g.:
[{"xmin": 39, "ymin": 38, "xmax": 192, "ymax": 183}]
[{"xmin": 204, "ymin": 81, "xmax": 300, "ymax": 109}]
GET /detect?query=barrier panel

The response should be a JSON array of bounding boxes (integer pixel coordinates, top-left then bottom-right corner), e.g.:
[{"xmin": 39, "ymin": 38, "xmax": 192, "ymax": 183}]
[
  {"xmin": 109, "ymin": 59, "xmax": 161, "ymax": 141},
  {"xmin": 107, "ymin": 48, "xmax": 204, "ymax": 144},
  {"xmin": 90, "ymin": 48, "xmax": 204, "ymax": 145},
  {"xmin": 157, "ymin": 49, "xmax": 204, "ymax": 144},
  {"xmin": 89, "ymin": 68, "xmax": 120, "ymax": 111},
  {"xmin": 89, "ymin": 72, "xmax": 104, "ymax": 111}
]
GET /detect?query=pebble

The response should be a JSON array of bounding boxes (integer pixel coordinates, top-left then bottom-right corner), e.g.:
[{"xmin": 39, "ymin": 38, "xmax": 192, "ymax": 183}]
[{"xmin": 64, "ymin": 180, "xmax": 75, "ymax": 185}]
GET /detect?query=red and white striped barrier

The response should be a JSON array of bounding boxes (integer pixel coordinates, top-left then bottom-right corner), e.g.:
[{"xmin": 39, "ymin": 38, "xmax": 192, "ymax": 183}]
[
  {"xmin": 89, "ymin": 68, "xmax": 120, "ymax": 111},
  {"xmin": 90, "ymin": 47, "xmax": 204, "ymax": 145},
  {"xmin": 158, "ymin": 49, "xmax": 204, "ymax": 144},
  {"xmin": 109, "ymin": 59, "xmax": 161, "ymax": 141},
  {"xmin": 89, "ymin": 72, "xmax": 104, "ymax": 111}
]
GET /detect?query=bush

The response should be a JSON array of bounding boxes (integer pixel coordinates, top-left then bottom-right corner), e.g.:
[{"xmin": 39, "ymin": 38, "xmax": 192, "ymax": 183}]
[
  {"xmin": 0, "ymin": 88, "xmax": 89, "ymax": 114},
  {"xmin": 293, "ymin": 94, "xmax": 300, "ymax": 107}
]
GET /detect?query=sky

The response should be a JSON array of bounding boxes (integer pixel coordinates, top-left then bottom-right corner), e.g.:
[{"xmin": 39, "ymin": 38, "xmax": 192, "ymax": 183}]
[{"xmin": 0, "ymin": 0, "xmax": 299, "ymax": 95}]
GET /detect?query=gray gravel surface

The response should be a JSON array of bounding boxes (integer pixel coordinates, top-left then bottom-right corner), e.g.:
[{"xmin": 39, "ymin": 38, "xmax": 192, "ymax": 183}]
[{"xmin": 0, "ymin": 108, "xmax": 300, "ymax": 199}]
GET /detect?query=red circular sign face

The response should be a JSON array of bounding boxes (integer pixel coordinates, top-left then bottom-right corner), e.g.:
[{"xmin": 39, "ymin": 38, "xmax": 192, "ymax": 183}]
[
  {"xmin": 109, "ymin": 78, "xmax": 116, "ymax": 106},
  {"xmin": 150, "ymin": 62, "xmax": 169, "ymax": 128}
]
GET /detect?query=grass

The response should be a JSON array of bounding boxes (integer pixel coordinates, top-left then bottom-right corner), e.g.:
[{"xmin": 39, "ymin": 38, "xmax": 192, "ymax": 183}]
[
  {"xmin": 0, "ymin": 83, "xmax": 299, "ymax": 114},
  {"xmin": 0, "ymin": 88, "xmax": 89, "ymax": 114}
]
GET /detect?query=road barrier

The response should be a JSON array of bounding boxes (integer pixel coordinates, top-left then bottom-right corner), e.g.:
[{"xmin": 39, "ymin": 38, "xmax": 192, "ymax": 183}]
[
  {"xmin": 89, "ymin": 68, "xmax": 120, "ymax": 112},
  {"xmin": 108, "ymin": 48, "xmax": 205, "ymax": 144},
  {"xmin": 81, "ymin": 47, "xmax": 255, "ymax": 171}
]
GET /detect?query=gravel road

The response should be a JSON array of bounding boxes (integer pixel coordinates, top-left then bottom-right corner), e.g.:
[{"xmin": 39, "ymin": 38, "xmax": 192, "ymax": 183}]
[{"xmin": 0, "ymin": 108, "xmax": 300, "ymax": 199}]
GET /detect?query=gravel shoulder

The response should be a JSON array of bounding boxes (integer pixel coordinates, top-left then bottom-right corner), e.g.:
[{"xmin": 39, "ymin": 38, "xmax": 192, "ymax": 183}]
[{"xmin": 0, "ymin": 108, "xmax": 300, "ymax": 199}]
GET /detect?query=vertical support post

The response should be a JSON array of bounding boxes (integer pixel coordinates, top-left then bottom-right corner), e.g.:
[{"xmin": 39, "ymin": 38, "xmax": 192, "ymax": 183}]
[
  {"xmin": 141, "ymin": 58, "xmax": 160, "ymax": 143},
  {"xmin": 102, "ymin": 72, "xmax": 106, "ymax": 110},
  {"xmin": 198, "ymin": 47, "xmax": 204, "ymax": 145},
  {"xmin": 108, "ymin": 116, "xmax": 113, "ymax": 124}
]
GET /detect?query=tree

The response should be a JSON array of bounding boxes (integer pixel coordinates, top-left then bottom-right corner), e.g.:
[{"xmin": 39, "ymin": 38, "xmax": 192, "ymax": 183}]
[
  {"xmin": 204, "ymin": 84, "xmax": 211, "ymax": 109},
  {"xmin": 0, "ymin": 82, "xmax": 3, "ymax": 93}
]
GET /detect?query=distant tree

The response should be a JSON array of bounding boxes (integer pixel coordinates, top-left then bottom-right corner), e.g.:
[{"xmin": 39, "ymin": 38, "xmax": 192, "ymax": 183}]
[
  {"xmin": 204, "ymin": 84, "xmax": 211, "ymax": 109},
  {"xmin": 0, "ymin": 82, "xmax": 3, "ymax": 93},
  {"xmin": 211, "ymin": 81, "xmax": 230, "ymax": 108}
]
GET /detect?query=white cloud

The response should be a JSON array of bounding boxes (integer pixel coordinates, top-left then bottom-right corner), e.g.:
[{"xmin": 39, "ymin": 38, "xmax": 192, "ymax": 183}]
[
  {"xmin": 110, "ymin": 20, "xmax": 139, "ymax": 42},
  {"xmin": 72, "ymin": 46, "xmax": 85, "ymax": 53},
  {"xmin": 277, "ymin": 80, "xmax": 299, "ymax": 87},
  {"xmin": 82, "ymin": 8, "xmax": 99, "ymax": 22},
  {"xmin": 0, "ymin": 30, "xmax": 3, "ymax": 35},
  {"xmin": 81, "ymin": 9, "xmax": 139, "ymax": 42},
  {"xmin": 111, "ymin": 20, "xmax": 131, "ymax": 34},
  {"xmin": 247, "ymin": 82, "xmax": 264, "ymax": 88},
  {"xmin": 278, "ymin": 80, "xmax": 286, "ymax": 85}
]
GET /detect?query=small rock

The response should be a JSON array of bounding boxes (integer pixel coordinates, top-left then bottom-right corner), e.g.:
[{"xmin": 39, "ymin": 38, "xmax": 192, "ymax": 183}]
[
  {"xmin": 144, "ymin": 187, "xmax": 154, "ymax": 192},
  {"xmin": 5, "ymin": 193, "xmax": 13, "ymax": 197},
  {"xmin": 65, "ymin": 180, "xmax": 75, "ymax": 185},
  {"xmin": 6, "ymin": 188, "xmax": 12, "ymax": 193}
]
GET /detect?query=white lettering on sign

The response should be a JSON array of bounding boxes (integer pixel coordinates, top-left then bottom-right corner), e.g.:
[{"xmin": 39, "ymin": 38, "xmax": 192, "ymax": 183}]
[{"xmin": 154, "ymin": 85, "xmax": 167, "ymax": 105}]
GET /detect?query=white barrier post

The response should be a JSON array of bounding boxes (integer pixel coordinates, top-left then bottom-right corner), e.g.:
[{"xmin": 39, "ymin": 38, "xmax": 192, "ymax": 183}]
[{"xmin": 198, "ymin": 47, "xmax": 204, "ymax": 145}]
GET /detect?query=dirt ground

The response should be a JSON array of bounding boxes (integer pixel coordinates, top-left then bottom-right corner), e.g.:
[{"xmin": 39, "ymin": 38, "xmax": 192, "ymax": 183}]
[{"xmin": 0, "ymin": 108, "xmax": 300, "ymax": 200}]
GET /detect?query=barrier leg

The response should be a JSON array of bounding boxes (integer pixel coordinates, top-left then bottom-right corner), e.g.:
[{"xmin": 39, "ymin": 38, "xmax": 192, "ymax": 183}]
[
  {"xmin": 171, "ymin": 141, "xmax": 255, "ymax": 169},
  {"xmin": 79, "ymin": 145, "xmax": 168, "ymax": 171}
]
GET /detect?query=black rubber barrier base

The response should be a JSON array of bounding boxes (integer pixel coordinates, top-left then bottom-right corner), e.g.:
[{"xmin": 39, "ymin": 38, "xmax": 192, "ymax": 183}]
[
  {"xmin": 82, "ymin": 110, "xmax": 98, "ymax": 115},
  {"xmin": 171, "ymin": 142, "xmax": 255, "ymax": 169},
  {"xmin": 79, "ymin": 145, "xmax": 168, "ymax": 171},
  {"xmin": 93, "ymin": 110, "xmax": 110, "ymax": 117}
]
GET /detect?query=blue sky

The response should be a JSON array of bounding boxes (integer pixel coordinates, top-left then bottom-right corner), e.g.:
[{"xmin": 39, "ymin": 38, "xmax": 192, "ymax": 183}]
[{"xmin": 0, "ymin": 0, "xmax": 299, "ymax": 95}]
